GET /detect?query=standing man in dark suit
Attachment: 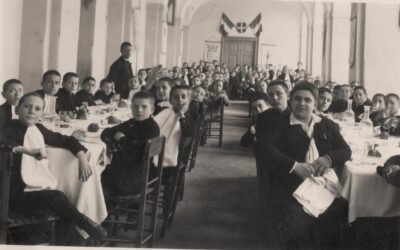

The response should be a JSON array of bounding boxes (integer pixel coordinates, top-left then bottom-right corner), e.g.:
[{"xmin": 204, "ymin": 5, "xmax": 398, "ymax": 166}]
[
  {"xmin": 107, "ymin": 41, "xmax": 134, "ymax": 99},
  {"xmin": 267, "ymin": 64, "xmax": 275, "ymax": 81},
  {"xmin": 0, "ymin": 79, "xmax": 23, "ymax": 129}
]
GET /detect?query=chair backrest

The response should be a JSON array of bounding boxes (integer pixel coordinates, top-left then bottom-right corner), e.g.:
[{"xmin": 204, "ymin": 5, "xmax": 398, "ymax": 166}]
[
  {"xmin": 0, "ymin": 145, "xmax": 13, "ymax": 244},
  {"xmin": 141, "ymin": 136, "xmax": 166, "ymax": 192}
]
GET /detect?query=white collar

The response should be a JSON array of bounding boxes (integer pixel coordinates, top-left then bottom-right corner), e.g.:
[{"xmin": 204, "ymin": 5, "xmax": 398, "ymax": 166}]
[{"xmin": 290, "ymin": 113, "xmax": 321, "ymax": 136}]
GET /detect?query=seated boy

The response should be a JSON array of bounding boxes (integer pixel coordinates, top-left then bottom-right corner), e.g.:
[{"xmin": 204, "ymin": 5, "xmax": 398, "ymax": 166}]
[
  {"xmin": 369, "ymin": 93, "xmax": 387, "ymax": 126},
  {"xmin": 208, "ymin": 80, "xmax": 230, "ymax": 112},
  {"xmin": 94, "ymin": 79, "xmax": 115, "ymax": 104},
  {"xmin": 381, "ymin": 94, "xmax": 400, "ymax": 136},
  {"xmin": 76, "ymin": 76, "xmax": 96, "ymax": 107},
  {"xmin": 35, "ymin": 70, "xmax": 62, "ymax": 115},
  {"xmin": 56, "ymin": 72, "xmax": 80, "ymax": 114},
  {"xmin": 189, "ymin": 85, "xmax": 207, "ymax": 122},
  {"xmin": 153, "ymin": 77, "xmax": 173, "ymax": 116},
  {"xmin": 0, "ymin": 79, "xmax": 23, "ymax": 129},
  {"xmin": 316, "ymin": 87, "xmax": 333, "ymax": 115},
  {"xmin": 240, "ymin": 96, "xmax": 269, "ymax": 148},
  {"xmin": 127, "ymin": 76, "xmax": 142, "ymax": 103},
  {"xmin": 101, "ymin": 91, "xmax": 160, "ymax": 199},
  {"xmin": 0, "ymin": 92, "xmax": 106, "ymax": 241},
  {"xmin": 154, "ymin": 85, "xmax": 195, "ymax": 175}
]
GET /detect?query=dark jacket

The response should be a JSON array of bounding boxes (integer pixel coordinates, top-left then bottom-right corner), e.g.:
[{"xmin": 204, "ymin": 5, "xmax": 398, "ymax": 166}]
[
  {"xmin": 256, "ymin": 111, "xmax": 351, "ymax": 193},
  {"xmin": 56, "ymin": 88, "xmax": 80, "ymax": 112},
  {"xmin": 107, "ymin": 57, "xmax": 133, "ymax": 99},
  {"xmin": 93, "ymin": 90, "xmax": 114, "ymax": 104},
  {"xmin": 75, "ymin": 89, "xmax": 96, "ymax": 106},
  {"xmin": 0, "ymin": 120, "xmax": 87, "ymax": 200},
  {"xmin": 328, "ymin": 99, "xmax": 348, "ymax": 114},
  {"xmin": 100, "ymin": 117, "xmax": 160, "ymax": 195},
  {"xmin": 277, "ymin": 73, "xmax": 294, "ymax": 83},
  {"xmin": 0, "ymin": 102, "xmax": 12, "ymax": 129},
  {"xmin": 352, "ymin": 98, "xmax": 372, "ymax": 122}
]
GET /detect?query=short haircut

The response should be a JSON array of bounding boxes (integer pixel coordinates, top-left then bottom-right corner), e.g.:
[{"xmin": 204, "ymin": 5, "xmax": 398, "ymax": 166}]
[
  {"xmin": 333, "ymin": 85, "xmax": 342, "ymax": 91},
  {"xmin": 267, "ymin": 80, "xmax": 288, "ymax": 93},
  {"xmin": 318, "ymin": 87, "xmax": 332, "ymax": 96},
  {"xmin": 132, "ymin": 90, "xmax": 155, "ymax": 104},
  {"xmin": 291, "ymin": 81, "xmax": 318, "ymax": 101},
  {"xmin": 120, "ymin": 41, "xmax": 132, "ymax": 50},
  {"xmin": 42, "ymin": 70, "xmax": 61, "ymax": 82},
  {"xmin": 17, "ymin": 92, "xmax": 44, "ymax": 108},
  {"xmin": 192, "ymin": 85, "xmax": 205, "ymax": 91},
  {"xmin": 340, "ymin": 84, "xmax": 351, "ymax": 89},
  {"xmin": 250, "ymin": 93, "xmax": 269, "ymax": 105},
  {"xmin": 353, "ymin": 86, "xmax": 367, "ymax": 95},
  {"xmin": 372, "ymin": 93, "xmax": 385, "ymax": 101},
  {"xmin": 62, "ymin": 72, "xmax": 79, "ymax": 82},
  {"xmin": 170, "ymin": 84, "xmax": 191, "ymax": 97},
  {"xmin": 157, "ymin": 77, "xmax": 173, "ymax": 86},
  {"xmin": 3, "ymin": 79, "xmax": 22, "ymax": 93},
  {"xmin": 213, "ymin": 79, "xmax": 223, "ymax": 86},
  {"xmin": 386, "ymin": 93, "xmax": 400, "ymax": 102},
  {"xmin": 82, "ymin": 76, "xmax": 96, "ymax": 85},
  {"xmin": 100, "ymin": 78, "xmax": 113, "ymax": 88},
  {"xmin": 172, "ymin": 78, "xmax": 186, "ymax": 86}
]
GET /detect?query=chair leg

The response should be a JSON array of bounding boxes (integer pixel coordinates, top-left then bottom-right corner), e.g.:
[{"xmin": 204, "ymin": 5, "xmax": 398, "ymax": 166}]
[
  {"xmin": 49, "ymin": 221, "xmax": 56, "ymax": 245},
  {"xmin": 218, "ymin": 122, "xmax": 223, "ymax": 148}
]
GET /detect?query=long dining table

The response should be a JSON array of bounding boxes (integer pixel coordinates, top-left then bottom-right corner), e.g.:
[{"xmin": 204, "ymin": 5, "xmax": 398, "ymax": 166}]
[
  {"xmin": 333, "ymin": 118, "xmax": 400, "ymax": 223},
  {"xmin": 43, "ymin": 105, "xmax": 132, "ymax": 225}
]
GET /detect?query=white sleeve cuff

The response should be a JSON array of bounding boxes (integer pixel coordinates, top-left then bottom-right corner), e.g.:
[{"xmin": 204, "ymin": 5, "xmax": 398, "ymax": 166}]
[{"xmin": 289, "ymin": 161, "xmax": 299, "ymax": 174}]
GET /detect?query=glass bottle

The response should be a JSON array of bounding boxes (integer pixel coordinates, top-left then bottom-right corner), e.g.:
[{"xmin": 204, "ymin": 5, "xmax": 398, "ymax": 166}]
[
  {"xmin": 359, "ymin": 108, "xmax": 373, "ymax": 137},
  {"xmin": 342, "ymin": 100, "xmax": 355, "ymax": 124}
]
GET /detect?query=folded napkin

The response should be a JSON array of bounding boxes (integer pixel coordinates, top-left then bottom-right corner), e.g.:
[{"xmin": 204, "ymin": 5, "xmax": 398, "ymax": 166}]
[
  {"xmin": 293, "ymin": 169, "xmax": 342, "ymax": 218},
  {"xmin": 154, "ymin": 108, "xmax": 181, "ymax": 167},
  {"xmin": 21, "ymin": 125, "xmax": 57, "ymax": 192}
]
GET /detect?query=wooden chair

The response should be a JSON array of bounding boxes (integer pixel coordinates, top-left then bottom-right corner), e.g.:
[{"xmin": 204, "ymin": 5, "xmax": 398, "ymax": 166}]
[
  {"xmin": 159, "ymin": 135, "xmax": 193, "ymax": 238},
  {"xmin": 188, "ymin": 105, "xmax": 206, "ymax": 172},
  {"xmin": 0, "ymin": 145, "xmax": 58, "ymax": 245},
  {"xmin": 206, "ymin": 98, "xmax": 225, "ymax": 148},
  {"xmin": 102, "ymin": 137, "xmax": 165, "ymax": 248}
]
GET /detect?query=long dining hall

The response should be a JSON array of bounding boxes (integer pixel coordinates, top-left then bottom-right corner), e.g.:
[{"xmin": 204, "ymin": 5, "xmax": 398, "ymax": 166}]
[{"xmin": 1, "ymin": 0, "xmax": 400, "ymax": 249}]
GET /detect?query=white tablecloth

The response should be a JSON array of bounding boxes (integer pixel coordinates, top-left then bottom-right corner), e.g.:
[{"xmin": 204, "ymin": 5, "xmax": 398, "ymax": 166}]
[
  {"xmin": 336, "ymin": 120, "xmax": 400, "ymax": 223},
  {"xmin": 46, "ymin": 142, "xmax": 107, "ymax": 224},
  {"xmin": 42, "ymin": 107, "xmax": 132, "ymax": 223}
]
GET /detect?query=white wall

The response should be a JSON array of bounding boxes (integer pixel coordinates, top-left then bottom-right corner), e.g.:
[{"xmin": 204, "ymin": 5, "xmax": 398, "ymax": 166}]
[
  {"xmin": 186, "ymin": 0, "xmax": 303, "ymax": 68},
  {"xmin": 364, "ymin": 3, "xmax": 400, "ymax": 96},
  {"xmin": 0, "ymin": 0, "xmax": 23, "ymax": 83}
]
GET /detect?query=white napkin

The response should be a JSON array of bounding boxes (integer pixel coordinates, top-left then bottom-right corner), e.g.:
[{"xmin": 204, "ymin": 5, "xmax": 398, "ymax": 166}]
[
  {"xmin": 21, "ymin": 125, "xmax": 57, "ymax": 191},
  {"xmin": 154, "ymin": 108, "xmax": 182, "ymax": 167},
  {"xmin": 293, "ymin": 169, "xmax": 342, "ymax": 218}
]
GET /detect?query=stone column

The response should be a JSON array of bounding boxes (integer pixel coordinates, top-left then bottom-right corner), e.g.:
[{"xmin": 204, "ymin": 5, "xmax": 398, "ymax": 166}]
[
  {"xmin": 330, "ymin": 3, "xmax": 351, "ymax": 84},
  {"xmin": 348, "ymin": 3, "xmax": 365, "ymax": 85},
  {"xmin": 311, "ymin": 2, "xmax": 324, "ymax": 80},
  {"xmin": 322, "ymin": 3, "xmax": 333, "ymax": 82},
  {"xmin": 19, "ymin": 0, "xmax": 48, "ymax": 92},
  {"xmin": 144, "ymin": 1, "xmax": 166, "ymax": 67},
  {"xmin": 76, "ymin": 0, "xmax": 96, "ymax": 81}
]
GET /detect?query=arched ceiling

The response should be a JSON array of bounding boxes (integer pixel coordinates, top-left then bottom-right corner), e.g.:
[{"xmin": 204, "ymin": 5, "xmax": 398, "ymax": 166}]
[{"xmin": 176, "ymin": 0, "xmax": 315, "ymax": 26}]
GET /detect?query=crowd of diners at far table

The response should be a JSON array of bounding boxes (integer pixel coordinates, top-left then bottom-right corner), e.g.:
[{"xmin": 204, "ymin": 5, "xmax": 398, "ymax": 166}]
[{"xmin": 1, "ymin": 41, "xmax": 400, "ymax": 248}]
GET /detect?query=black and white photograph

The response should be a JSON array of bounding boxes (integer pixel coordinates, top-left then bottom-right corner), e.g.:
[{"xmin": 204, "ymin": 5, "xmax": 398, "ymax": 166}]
[{"xmin": 1, "ymin": 0, "xmax": 400, "ymax": 249}]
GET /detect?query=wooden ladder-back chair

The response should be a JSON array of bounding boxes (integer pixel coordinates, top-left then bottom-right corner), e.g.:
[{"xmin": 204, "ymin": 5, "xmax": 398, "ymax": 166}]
[
  {"xmin": 0, "ymin": 145, "xmax": 58, "ymax": 245},
  {"xmin": 159, "ymin": 135, "xmax": 193, "ymax": 238},
  {"xmin": 102, "ymin": 136, "xmax": 165, "ymax": 248},
  {"xmin": 187, "ymin": 105, "xmax": 206, "ymax": 172},
  {"xmin": 206, "ymin": 98, "xmax": 225, "ymax": 148}
]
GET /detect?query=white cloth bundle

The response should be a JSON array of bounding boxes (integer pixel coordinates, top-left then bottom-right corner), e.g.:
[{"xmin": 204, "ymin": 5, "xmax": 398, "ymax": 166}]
[
  {"xmin": 293, "ymin": 169, "xmax": 342, "ymax": 218},
  {"xmin": 43, "ymin": 94, "xmax": 58, "ymax": 114},
  {"xmin": 154, "ymin": 108, "xmax": 181, "ymax": 167},
  {"xmin": 21, "ymin": 125, "xmax": 57, "ymax": 191}
]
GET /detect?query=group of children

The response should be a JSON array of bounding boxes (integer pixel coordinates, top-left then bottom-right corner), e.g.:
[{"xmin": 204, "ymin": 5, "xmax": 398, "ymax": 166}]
[
  {"xmin": 0, "ymin": 61, "xmax": 233, "ymax": 244},
  {"xmin": 240, "ymin": 76, "xmax": 400, "ymax": 149}
]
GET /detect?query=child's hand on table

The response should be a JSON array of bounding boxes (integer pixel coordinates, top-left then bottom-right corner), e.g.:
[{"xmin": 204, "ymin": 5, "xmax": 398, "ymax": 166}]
[{"xmin": 76, "ymin": 151, "xmax": 92, "ymax": 182}]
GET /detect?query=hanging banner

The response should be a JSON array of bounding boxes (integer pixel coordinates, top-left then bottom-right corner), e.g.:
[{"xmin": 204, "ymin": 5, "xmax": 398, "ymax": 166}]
[{"xmin": 220, "ymin": 13, "xmax": 262, "ymax": 37}]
